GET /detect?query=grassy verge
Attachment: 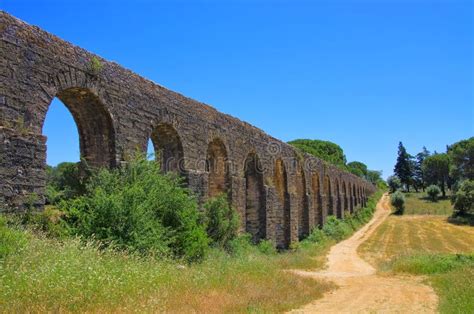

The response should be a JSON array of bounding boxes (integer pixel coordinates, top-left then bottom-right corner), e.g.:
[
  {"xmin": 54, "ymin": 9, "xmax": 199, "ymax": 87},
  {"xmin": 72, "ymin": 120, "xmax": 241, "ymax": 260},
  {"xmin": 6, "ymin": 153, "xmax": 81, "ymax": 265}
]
[
  {"xmin": 359, "ymin": 203, "xmax": 474, "ymax": 313},
  {"xmin": 0, "ymin": 191, "xmax": 384, "ymax": 312},
  {"xmin": 403, "ymin": 192, "xmax": 453, "ymax": 215},
  {"xmin": 389, "ymin": 254, "xmax": 474, "ymax": 313}
]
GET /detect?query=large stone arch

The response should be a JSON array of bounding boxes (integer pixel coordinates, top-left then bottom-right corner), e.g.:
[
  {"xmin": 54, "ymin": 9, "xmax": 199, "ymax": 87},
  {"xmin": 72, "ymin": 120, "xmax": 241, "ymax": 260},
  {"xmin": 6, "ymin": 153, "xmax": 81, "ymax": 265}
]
[
  {"xmin": 206, "ymin": 138, "xmax": 230, "ymax": 198},
  {"xmin": 323, "ymin": 175, "xmax": 333, "ymax": 216},
  {"xmin": 149, "ymin": 123, "xmax": 184, "ymax": 174},
  {"xmin": 274, "ymin": 158, "xmax": 290, "ymax": 249},
  {"xmin": 39, "ymin": 87, "xmax": 117, "ymax": 169},
  {"xmin": 311, "ymin": 172, "xmax": 323, "ymax": 227},
  {"xmin": 296, "ymin": 165, "xmax": 309, "ymax": 239},
  {"xmin": 244, "ymin": 152, "xmax": 266, "ymax": 242}
]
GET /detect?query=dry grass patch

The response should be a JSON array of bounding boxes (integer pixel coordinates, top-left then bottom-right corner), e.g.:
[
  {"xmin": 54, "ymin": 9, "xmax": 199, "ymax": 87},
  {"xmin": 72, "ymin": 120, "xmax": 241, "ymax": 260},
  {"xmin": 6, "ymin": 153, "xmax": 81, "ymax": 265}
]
[
  {"xmin": 359, "ymin": 215, "xmax": 474, "ymax": 268},
  {"xmin": 403, "ymin": 192, "xmax": 453, "ymax": 215}
]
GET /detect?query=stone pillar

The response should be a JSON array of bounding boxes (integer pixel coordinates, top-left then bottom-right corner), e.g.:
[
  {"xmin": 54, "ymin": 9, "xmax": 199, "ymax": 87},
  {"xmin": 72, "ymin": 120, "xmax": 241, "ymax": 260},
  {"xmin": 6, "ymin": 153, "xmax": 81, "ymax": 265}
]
[
  {"xmin": 231, "ymin": 175, "xmax": 246, "ymax": 233},
  {"xmin": 265, "ymin": 186, "xmax": 277, "ymax": 246},
  {"xmin": 289, "ymin": 192, "xmax": 299, "ymax": 245},
  {"xmin": 187, "ymin": 169, "xmax": 207, "ymax": 206},
  {"xmin": 0, "ymin": 128, "xmax": 46, "ymax": 212},
  {"xmin": 307, "ymin": 193, "xmax": 315, "ymax": 232}
]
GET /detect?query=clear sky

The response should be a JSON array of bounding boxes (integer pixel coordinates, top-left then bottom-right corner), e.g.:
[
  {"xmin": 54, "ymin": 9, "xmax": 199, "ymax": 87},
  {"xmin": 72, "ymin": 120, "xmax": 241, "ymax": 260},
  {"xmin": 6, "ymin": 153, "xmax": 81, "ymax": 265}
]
[{"xmin": 3, "ymin": 0, "xmax": 473, "ymax": 179}]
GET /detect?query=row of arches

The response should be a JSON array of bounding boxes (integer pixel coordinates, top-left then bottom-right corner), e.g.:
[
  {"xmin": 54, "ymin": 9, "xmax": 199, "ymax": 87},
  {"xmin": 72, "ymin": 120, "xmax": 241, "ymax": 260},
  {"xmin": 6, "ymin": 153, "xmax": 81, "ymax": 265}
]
[{"xmin": 42, "ymin": 87, "xmax": 369, "ymax": 249}]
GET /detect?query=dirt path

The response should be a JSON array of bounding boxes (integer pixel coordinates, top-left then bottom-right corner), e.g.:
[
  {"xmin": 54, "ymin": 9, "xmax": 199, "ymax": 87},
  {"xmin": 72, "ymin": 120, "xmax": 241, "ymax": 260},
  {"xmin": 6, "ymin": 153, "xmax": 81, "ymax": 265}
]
[{"xmin": 289, "ymin": 194, "xmax": 439, "ymax": 313}]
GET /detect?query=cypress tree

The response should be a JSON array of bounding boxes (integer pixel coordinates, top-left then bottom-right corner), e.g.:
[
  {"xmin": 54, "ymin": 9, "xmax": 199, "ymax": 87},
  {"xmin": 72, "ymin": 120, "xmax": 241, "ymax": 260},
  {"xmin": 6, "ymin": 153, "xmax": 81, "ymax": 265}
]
[{"xmin": 394, "ymin": 142, "xmax": 413, "ymax": 192}]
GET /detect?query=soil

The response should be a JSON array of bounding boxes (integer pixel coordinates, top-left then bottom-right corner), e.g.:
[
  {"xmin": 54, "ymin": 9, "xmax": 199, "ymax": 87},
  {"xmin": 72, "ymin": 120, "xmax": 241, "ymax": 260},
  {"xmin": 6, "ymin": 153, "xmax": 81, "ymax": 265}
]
[{"xmin": 289, "ymin": 194, "xmax": 439, "ymax": 313}]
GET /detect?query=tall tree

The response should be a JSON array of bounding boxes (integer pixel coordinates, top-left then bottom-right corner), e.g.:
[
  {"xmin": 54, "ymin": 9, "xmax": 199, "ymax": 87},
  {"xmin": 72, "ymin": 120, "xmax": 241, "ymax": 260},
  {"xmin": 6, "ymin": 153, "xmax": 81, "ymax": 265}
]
[
  {"xmin": 394, "ymin": 142, "xmax": 413, "ymax": 192},
  {"xmin": 422, "ymin": 153, "xmax": 450, "ymax": 197},
  {"xmin": 447, "ymin": 137, "xmax": 474, "ymax": 183},
  {"xmin": 413, "ymin": 147, "xmax": 430, "ymax": 192}
]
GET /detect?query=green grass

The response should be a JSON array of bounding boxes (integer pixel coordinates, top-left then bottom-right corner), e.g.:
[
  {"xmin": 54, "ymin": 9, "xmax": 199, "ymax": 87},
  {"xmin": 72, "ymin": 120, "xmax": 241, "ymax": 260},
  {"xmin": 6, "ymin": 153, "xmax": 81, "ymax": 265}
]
[
  {"xmin": 403, "ymin": 192, "xmax": 453, "ymax": 215},
  {"xmin": 0, "ymin": 191, "xmax": 384, "ymax": 312},
  {"xmin": 389, "ymin": 254, "xmax": 474, "ymax": 313}
]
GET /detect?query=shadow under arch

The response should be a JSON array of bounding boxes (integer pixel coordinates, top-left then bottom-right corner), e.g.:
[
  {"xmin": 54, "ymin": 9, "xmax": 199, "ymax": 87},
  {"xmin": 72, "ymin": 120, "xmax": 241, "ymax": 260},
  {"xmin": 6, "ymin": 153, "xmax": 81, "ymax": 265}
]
[
  {"xmin": 149, "ymin": 123, "xmax": 185, "ymax": 175},
  {"xmin": 244, "ymin": 152, "xmax": 266, "ymax": 242},
  {"xmin": 206, "ymin": 138, "xmax": 230, "ymax": 198}
]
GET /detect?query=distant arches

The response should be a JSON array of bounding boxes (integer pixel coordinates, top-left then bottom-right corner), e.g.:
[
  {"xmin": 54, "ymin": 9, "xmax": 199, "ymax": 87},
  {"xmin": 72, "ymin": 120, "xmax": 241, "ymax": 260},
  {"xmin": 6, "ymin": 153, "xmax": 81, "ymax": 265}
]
[
  {"xmin": 335, "ymin": 179, "xmax": 343, "ymax": 218},
  {"xmin": 342, "ymin": 181, "xmax": 348, "ymax": 213},
  {"xmin": 324, "ymin": 175, "xmax": 333, "ymax": 216},
  {"xmin": 296, "ymin": 166, "xmax": 309, "ymax": 239},
  {"xmin": 312, "ymin": 173, "xmax": 322, "ymax": 227}
]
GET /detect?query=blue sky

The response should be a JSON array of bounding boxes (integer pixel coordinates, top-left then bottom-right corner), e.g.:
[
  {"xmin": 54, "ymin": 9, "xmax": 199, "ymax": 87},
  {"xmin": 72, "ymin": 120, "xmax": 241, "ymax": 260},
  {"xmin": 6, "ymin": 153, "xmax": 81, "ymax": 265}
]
[{"xmin": 3, "ymin": 0, "xmax": 473, "ymax": 179}]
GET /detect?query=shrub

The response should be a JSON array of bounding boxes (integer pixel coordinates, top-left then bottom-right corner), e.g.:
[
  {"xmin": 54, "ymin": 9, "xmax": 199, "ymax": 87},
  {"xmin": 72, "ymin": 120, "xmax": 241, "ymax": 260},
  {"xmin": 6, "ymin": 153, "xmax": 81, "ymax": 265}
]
[
  {"xmin": 257, "ymin": 240, "xmax": 277, "ymax": 255},
  {"xmin": 203, "ymin": 194, "xmax": 240, "ymax": 249},
  {"xmin": 426, "ymin": 185, "xmax": 441, "ymax": 202},
  {"xmin": 61, "ymin": 156, "xmax": 209, "ymax": 262},
  {"xmin": 45, "ymin": 162, "xmax": 85, "ymax": 204},
  {"xmin": 390, "ymin": 191, "xmax": 405, "ymax": 214},
  {"xmin": 0, "ymin": 215, "xmax": 28, "ymax": 258},
  {"xmin": 322, "ymin": 216, "xmax": 352, "ymax": 241},
  {"xmin": 387, "ymin": 175, "xmax": 402, "ymax": 193},
  {"xmin": 452, "ymin": 180, "xmax": 474, "ymax": 215}
]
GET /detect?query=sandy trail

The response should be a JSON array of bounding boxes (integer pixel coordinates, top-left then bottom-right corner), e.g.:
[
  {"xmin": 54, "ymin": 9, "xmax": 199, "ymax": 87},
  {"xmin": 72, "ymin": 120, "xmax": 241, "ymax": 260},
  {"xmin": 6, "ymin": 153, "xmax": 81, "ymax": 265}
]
[{"xmin": 289, "ymin": 194, "xmax": 438, "ymax": 313}]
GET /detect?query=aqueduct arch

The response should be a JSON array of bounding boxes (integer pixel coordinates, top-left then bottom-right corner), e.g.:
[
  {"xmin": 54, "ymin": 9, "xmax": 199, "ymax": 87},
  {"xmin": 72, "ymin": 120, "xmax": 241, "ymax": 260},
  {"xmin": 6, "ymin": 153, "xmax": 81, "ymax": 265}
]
[
  {"xmin": 244, "ymin": 153, "xmax": 266, "ymax": 242},
  {"xmin": 0, "ymin": 12, "xmax": 376, "ymax": 248},
  {"xmin": 206, "ymin": 138, "xmax": 229, "ymax": 198},
  {"xmin": 149, "ymin": 123, "xmax": 184, "ymax": 174},
  {"xmin": 42, "ymin": 88, "xmax": 116, "ymax": 169}
]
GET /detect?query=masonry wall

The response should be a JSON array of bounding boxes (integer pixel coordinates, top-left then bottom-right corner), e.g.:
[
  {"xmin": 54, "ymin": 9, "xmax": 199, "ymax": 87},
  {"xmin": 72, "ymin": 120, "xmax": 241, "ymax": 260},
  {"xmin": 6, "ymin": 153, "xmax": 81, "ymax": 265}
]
[{"xmin": 0, "ymin": 11, "xmax": 377, "ymax": 248}]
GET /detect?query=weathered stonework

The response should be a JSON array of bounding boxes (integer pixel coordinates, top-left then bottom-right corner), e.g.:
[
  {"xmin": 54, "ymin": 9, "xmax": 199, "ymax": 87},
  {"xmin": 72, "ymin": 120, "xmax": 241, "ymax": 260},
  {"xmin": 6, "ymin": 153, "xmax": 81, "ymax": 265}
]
[{"xmin": 0, "ymin": 12, "xmax": 376, "ymax": 248}]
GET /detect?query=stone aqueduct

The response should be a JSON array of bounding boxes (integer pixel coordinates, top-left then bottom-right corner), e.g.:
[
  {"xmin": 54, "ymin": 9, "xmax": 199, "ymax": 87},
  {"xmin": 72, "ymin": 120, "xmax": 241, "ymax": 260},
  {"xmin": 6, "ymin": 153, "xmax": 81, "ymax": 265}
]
[{"xmin": 0, "ymin": 12, "xmax": 375, "ymax": 248}]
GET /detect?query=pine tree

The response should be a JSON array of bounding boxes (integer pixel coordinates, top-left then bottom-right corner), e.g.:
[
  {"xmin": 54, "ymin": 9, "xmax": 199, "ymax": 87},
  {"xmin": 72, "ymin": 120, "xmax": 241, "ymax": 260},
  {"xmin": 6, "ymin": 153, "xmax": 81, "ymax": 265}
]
[
  {"xmin": 394, "ymin": 142, "xmax": 413, "ymax": 192},
  {"xmin": 414, "ymin": 147, "xmax": 430, "ymax": 191}
]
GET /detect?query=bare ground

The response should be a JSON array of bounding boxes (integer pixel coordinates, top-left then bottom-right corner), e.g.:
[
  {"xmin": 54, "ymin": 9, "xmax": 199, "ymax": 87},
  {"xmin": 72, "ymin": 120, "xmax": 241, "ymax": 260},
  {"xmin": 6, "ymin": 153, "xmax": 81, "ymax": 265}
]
[{"xmin": 289, "ymin": 194, "xmax": 439, "ymax": 313}]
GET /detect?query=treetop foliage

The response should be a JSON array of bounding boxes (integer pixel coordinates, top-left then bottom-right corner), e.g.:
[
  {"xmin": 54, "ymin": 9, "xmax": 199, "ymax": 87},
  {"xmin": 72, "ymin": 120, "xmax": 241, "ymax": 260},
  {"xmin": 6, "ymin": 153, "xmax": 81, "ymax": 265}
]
[{"xmin": 288, "ymin": 139, "xmax": 384, "ymax": 186}]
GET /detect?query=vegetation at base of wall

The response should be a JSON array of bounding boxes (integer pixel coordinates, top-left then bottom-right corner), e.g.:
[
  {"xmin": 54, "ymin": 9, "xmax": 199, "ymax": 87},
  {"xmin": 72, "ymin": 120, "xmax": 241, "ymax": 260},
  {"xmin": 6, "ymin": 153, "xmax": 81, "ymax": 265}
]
[
  {"xmin": 389, "ymin": 254, "xmax": 474, "ymax": 313},
  {"xmin": 0, "ymin": 176, "xmax": 385, "ymax": 312},
  {"xmin": 58, "ymin": 157, "xmax": 209, "ymax": 262},
  {"xmin": 203, "ymin": 193, "xmax": 239, "ymax": 249}
]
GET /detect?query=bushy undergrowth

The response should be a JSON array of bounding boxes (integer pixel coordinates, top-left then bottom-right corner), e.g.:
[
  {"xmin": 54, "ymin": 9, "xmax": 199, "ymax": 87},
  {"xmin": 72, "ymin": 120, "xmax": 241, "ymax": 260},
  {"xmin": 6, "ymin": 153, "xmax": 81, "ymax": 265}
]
[
  {"xmin": 0, "ymin": 216, "xmax": 28, "ymax": 258},
  {"xmin": 60, "ymin": 157, "xmax": 209, "ymax": 262},
  {"xmin": 203, "ymin": 194, "xmax": 239, "ymax": 249},
  {"xmin": 390, "ymin": 191, "xmax": 405, "ymax": 214},
  {"xmin": 304, "ymin": 190, "xmax": 383, "ymax": 244}
]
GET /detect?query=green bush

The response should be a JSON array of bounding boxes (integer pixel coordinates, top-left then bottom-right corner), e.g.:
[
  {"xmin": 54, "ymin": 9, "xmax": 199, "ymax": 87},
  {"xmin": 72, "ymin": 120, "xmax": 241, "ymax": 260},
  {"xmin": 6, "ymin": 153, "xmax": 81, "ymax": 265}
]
[
  {"xmin": 258, "ymin": 240, "xmax": 277, "ymax": 255},
  {"xmin": 45, "ymin": 162, "xmax": 86, "ymax": 204},
  {"xmin": 387, "ymin": 175, "xmax": 401, "ymax": 193},
  {"xmin": 0, "ymin": 215, "xmax": 28, "ymax": 258},
  {"xmin": 61, "ymin": 157, "xmax": 209, "ymax": 262},
  {"xmin": 321, "ymin": 216, "xmax": 353, "ymax": 241},
  {"xmin": 203, "ymin": 194, "xmax": 240, "ymax": 248},
  {"xmin": 390, "ymin": 191, "xmax": 405, "ymax": 214},
  {"xmin": 426, "ymin": 185, "xmax": 441, "ymax": 202},
  {"xmin": 452, "ymin": 180, "xmax": 474, "ymax": 215}
]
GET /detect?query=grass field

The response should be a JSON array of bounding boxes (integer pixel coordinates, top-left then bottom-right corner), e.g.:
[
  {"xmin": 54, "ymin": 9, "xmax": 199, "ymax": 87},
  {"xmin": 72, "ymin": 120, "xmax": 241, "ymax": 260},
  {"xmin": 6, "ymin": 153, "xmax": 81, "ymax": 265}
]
[
  {"xmin": 0, "ymin": 225, "xmax": 333, "ymax": 313},
  {"xmin": 403, "ymin": 192, "xmax": 453, "ymax": 215},
  {"xmin": 359, "ymin": 195, "xmax": 474, "ymax": 313}
]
